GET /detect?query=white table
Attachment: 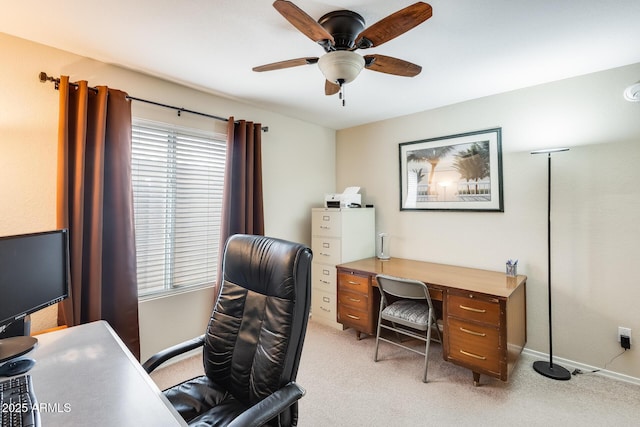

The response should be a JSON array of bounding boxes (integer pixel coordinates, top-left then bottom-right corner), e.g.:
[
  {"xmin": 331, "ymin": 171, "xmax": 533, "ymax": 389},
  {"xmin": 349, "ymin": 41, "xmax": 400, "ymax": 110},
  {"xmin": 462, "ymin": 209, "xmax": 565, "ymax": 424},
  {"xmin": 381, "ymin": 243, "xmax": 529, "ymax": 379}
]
[{"xmin": 27, "ymin": 320, "xmax": 187, "ymax": 426}]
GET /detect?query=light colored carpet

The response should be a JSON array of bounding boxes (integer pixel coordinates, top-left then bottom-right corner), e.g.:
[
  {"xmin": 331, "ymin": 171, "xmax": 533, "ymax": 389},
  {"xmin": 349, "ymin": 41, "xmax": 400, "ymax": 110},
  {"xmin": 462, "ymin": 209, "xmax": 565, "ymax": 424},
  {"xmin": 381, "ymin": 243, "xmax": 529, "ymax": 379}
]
[{"xmin": 150, "ymin": 319, "xmax": 640, "ymax": 426}]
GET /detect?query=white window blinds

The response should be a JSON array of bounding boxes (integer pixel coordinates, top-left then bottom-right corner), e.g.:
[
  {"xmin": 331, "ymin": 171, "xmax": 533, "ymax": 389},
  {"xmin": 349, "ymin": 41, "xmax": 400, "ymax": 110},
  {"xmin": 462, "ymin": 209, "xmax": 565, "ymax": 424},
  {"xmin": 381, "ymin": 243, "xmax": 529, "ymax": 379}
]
[{"xmin": 131, "ymin": 119, "xmax": 227, "ymax": 297}]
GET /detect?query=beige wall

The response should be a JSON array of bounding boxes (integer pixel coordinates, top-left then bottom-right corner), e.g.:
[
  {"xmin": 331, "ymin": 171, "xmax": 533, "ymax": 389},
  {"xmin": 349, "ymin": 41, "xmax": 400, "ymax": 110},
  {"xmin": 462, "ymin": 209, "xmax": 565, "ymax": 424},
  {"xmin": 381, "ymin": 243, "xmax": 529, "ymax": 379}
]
[
  {"xmin": 0, "ymin": 32, "xmax": 336, "ymax": 361},
  {"xmin": 337, "ymin": 63, "xmax": 640, "ymax": 381}
]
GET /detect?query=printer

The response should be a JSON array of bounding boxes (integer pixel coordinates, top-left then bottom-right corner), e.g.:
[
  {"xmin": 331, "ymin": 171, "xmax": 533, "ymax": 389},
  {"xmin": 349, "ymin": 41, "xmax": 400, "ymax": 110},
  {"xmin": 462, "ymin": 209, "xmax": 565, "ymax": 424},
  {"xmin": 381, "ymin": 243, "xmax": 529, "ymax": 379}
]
[{"xmin": 325, "ymin": 186, "xmax": 362, "ymax": 208}]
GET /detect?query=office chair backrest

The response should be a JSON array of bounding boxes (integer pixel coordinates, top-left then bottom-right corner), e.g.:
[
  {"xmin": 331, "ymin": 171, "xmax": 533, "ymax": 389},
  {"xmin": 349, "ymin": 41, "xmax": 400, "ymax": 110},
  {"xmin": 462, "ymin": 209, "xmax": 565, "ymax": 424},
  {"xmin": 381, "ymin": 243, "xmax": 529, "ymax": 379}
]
[{"xmin": 204, "ymin": 234, "xmax": 312, "ymax": 407}]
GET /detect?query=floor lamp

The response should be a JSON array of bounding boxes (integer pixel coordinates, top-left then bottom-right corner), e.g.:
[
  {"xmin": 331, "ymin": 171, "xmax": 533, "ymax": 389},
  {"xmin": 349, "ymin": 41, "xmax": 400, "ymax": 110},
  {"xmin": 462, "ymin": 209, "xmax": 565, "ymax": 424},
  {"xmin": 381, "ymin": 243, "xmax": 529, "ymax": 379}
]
[{"xmin": 531, "ymin": 147, "xmax": 571, "ymax": 381}]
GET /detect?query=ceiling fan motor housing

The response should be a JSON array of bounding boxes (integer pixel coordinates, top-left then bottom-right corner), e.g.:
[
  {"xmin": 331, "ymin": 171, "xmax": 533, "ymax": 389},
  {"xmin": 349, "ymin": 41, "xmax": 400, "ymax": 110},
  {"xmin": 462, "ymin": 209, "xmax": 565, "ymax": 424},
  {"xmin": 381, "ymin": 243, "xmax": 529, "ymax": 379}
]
[{"xmin": 318, "ymin": 10, "xmax": 365, "ymax": 51}]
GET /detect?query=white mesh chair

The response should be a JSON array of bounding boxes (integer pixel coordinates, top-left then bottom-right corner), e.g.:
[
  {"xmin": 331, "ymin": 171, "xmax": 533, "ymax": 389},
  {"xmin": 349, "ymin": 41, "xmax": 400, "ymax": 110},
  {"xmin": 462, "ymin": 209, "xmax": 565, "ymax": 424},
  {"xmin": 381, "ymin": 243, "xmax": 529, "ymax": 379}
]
[{"xmin": 374, "ymin": 274, "xmax": 442, "ymax": 382}]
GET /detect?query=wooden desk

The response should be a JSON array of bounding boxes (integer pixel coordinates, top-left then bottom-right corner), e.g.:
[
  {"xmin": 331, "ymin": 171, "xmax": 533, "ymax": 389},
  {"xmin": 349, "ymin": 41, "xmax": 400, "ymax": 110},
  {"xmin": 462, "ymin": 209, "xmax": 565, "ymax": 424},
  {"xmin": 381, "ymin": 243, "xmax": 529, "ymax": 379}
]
[
  {"xmin": 336, "ymin": 257, "xmax": 527, "ymax": 385},
  {"xmin": 26, "ymin": 321, "xmax": 187, "ymax": 426}
]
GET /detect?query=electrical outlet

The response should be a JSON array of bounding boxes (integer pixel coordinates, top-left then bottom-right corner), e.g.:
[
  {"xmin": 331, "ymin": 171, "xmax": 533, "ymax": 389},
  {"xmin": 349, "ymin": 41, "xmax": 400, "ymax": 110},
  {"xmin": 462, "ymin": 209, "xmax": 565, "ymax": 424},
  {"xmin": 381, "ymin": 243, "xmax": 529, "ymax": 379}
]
[{"xmin": 618, "ymin": 326, "xmax": 632, "ymax": 344}]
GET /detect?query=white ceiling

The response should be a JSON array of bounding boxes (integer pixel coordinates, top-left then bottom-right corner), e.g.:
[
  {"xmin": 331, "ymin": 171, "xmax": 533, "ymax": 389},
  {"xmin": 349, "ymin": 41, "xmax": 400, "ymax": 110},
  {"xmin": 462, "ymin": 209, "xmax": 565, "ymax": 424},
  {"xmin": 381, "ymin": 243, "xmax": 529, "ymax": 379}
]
[{"xmin": 2, "ymin": 0, "xmax": 640, "ymax": 130}]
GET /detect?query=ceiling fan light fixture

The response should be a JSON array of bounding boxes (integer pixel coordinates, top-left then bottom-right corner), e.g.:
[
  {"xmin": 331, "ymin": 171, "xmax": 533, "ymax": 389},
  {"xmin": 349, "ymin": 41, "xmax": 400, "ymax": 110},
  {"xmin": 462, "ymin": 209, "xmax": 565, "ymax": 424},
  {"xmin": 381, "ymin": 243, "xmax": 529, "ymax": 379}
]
[
  {"xmin": 623, "ymin": 81, "xmax": 640, "ymax": 102},
  {"xmin": 318, "ymin": 51, "xmax": 365, "ymax": 84}
]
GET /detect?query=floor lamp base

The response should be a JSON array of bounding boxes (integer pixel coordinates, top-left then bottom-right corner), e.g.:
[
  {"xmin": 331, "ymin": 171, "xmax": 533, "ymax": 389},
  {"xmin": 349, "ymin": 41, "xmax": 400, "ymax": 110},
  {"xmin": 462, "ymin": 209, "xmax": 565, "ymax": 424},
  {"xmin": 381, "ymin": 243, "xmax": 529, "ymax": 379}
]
[{"xmin": 533, "ymin": 360, "xmax": 571, "ymax": 381}]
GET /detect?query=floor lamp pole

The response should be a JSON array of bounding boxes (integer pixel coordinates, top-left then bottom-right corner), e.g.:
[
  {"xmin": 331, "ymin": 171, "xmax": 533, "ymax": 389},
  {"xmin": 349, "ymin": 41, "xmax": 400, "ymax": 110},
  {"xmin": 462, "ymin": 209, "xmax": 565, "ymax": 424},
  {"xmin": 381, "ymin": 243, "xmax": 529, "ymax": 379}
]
[{"xmin": 531, "ymin": 148, "xmax": 571, "ymax": 381}]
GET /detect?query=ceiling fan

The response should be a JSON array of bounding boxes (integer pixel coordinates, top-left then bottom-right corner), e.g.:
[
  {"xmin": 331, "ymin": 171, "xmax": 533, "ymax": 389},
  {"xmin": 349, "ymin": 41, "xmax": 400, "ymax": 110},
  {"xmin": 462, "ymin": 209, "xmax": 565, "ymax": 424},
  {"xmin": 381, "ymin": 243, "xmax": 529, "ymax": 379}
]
[{"xmin": 253, "ymin": 1, "xmax": 433, "ymax": 102}]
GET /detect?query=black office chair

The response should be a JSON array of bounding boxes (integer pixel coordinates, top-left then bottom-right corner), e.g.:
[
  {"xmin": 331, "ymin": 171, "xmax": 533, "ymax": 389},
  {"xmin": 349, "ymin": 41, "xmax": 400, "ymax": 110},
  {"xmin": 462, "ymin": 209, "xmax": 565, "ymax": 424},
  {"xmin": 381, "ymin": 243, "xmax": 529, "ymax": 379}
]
[{"xmin": 143, "ymin": 234, "xmax": 312, "ymax": 427}]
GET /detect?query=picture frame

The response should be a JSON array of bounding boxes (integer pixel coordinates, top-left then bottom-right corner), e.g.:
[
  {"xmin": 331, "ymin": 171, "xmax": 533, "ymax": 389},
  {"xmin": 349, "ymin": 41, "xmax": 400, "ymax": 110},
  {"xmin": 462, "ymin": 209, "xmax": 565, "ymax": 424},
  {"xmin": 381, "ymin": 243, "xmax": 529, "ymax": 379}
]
[{"xmin": 399, "ymin": 128, "xmax": 503, "ymax": 212}]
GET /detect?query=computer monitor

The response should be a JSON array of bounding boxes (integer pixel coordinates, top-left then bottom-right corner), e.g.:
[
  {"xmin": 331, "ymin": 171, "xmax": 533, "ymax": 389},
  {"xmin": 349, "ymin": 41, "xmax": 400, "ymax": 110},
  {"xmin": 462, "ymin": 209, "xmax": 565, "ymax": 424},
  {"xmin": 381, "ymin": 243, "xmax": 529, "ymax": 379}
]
[{"xmin": 0, "ymin": 229, "xmax": 70, "ymax": 362}]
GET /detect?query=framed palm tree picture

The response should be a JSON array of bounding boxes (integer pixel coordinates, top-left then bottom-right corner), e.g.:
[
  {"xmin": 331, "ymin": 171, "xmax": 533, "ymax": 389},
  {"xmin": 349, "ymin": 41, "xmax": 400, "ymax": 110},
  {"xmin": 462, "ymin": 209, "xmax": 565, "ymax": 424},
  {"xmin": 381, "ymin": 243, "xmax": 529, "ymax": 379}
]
[{"xmin": 399, "ymin": 128, "xmax": 503, "ymax": 211}]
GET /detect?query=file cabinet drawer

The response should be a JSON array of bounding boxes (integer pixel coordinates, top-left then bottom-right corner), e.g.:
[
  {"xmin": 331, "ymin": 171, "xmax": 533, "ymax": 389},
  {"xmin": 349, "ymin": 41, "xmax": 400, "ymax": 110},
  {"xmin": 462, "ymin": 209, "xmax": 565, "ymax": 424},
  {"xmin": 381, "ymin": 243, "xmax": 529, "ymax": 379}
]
[
  {"xmin": 312, "ymin": 263, "xmax": 336, "ymax": 294},
  {"xmin": 312, "ymin": 288, "xmax": 337, "ymax": 322},
  {"xmin": 312, "ymin": 237, "xmax": 341, "ymax": 266},
  {"xmin": 311, "ymin": 210, "xmax": 341, "ymax": 237}
]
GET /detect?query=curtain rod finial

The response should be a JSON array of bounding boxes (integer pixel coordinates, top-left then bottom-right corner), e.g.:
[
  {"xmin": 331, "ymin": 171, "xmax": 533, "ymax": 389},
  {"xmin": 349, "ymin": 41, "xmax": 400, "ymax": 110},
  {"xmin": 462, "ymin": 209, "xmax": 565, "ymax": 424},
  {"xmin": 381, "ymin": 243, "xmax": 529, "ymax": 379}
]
[{"xmin": 39, "ymin": 71, "xmax": 60, "ymax": 90}]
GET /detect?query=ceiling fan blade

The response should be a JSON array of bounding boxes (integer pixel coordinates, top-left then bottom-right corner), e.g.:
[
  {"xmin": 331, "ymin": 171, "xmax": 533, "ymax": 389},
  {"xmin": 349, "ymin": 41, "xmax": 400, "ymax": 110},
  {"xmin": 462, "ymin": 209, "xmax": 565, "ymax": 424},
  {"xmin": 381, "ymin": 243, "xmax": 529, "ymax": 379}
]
[
  {"xmin": 253, "ymin": 57, "xmax": 319, "ymax": 72},
  {"xmin": 355, "ymin": 2, "xmax": 432, "ymax": 49},
  {"xmin": 364, "ymin": 54, "xmax": 422, "ymax": 77},
  {"xmin": 325, "ymin": 80, "xmax": 340, "ymax": 96},
  {"xmin": 273, "ymin": 0, "xmax": 335, "ymax": 46}
]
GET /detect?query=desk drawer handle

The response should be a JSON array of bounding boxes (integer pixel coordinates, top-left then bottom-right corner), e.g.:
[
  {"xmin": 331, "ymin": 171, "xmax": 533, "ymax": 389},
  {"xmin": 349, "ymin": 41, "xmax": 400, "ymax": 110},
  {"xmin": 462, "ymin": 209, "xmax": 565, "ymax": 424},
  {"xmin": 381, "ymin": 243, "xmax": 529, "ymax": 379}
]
[
  {"xmin": 320, "ymin": 225, "xmax": 330, "ymax": 229},
  {"xmin": 459, "ymin": 349, "xmax": 486, "ymax": 360},
  {"xmin": 459, "ymin": 305, "xmax": 486, "ymax": 313},
  {"xmin": 320, "ymin": 279, "xmax": 330, "ymax": 284},
  {"xmin": 320, "ymin": 307, "xmax": 331, "ymax": 313},
  {"xmin": 320, "ymin": 252, "xmax": 331, "ymax": 257},
  {"xmin": 460, "ymin": 327, "xmax": 486, "ymax": 337},
  {"xmin": 348, "ymin": 297, "xmax": 361, "ymax": 303},
  {"xmin": 347, "ymin": 314, "xmax": 361, "ymax": 320},
  {"xmin": 347, "ymin": 280, "xmax": 360, "ymax": 285}
]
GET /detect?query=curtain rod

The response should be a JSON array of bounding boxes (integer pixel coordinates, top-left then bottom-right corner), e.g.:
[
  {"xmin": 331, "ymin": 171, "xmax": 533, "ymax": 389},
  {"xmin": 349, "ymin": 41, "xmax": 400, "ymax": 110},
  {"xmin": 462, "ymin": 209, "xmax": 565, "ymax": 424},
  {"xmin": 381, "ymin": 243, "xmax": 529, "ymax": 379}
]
[{"xmin": 39, "ymin": 72, "xmax": 268, "ymax": 132}]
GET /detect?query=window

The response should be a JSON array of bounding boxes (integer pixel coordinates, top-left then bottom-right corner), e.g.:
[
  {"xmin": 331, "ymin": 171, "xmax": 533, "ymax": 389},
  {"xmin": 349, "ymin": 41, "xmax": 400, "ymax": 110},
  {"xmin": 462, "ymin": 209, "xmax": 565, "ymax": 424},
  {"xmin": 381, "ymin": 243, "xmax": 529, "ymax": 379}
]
[{"xmin": 131, "ymin": 119, "xmax": 226, "ymax": 298}]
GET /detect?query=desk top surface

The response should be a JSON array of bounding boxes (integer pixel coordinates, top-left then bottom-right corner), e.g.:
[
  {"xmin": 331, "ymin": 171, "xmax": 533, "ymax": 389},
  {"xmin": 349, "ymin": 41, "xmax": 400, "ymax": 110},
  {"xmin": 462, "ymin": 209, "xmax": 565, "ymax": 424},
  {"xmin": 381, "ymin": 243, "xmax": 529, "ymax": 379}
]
[
  {"xmin": 337, "ymin": 257, "xmax": 526, "ymax": 298},
  {"xmin": 28, "ymin": 320, "xmax": 187, "ymax": 427}
]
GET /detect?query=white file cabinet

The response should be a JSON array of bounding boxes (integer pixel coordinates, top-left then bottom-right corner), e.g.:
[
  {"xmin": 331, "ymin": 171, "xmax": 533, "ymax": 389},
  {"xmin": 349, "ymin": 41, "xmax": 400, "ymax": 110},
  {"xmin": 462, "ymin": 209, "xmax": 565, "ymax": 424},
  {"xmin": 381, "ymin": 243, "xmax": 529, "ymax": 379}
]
[{"xmin": 311, "ymin": 207, "xmax": 375, "ymax": 329}]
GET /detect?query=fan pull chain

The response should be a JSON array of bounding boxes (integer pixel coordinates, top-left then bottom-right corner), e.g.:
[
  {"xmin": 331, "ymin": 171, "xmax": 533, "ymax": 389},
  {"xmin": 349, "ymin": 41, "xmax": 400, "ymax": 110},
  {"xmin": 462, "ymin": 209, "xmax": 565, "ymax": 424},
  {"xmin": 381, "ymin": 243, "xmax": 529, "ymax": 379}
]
[{"xmin": 339, "ymin": 80, "xmax": 345, "ymax": 107}]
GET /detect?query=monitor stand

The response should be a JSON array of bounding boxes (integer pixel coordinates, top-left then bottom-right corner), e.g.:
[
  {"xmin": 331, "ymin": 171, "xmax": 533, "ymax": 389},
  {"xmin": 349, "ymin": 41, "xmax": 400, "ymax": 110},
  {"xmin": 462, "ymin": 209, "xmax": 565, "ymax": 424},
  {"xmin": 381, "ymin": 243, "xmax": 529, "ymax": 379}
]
[
  {"xmin": 0, "ymin": 316, "xmax": 31, "ymax": 339},
  {"xmin": 0, "ymin": 335, "xmax": 38, "ymax": 363}
]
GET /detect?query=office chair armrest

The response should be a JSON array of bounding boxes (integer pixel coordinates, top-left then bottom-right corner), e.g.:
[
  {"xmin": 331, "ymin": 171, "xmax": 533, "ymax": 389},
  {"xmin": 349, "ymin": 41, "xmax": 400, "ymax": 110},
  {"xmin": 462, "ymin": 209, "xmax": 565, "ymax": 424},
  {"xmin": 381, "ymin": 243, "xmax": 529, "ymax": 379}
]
[
  {"xmin": 142, "ymin": 334, "xmax": 205, "ymax": 373},
  {"xmin": 228, "ymin": 382, "xmax": 306, "ymax": 427}
]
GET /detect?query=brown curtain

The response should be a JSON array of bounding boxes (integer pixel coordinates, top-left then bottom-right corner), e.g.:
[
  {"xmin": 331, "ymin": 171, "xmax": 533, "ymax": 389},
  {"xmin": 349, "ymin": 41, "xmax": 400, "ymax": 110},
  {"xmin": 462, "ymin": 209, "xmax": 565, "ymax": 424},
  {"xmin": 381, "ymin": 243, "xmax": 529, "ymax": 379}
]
[
  {"xmin": 216, "ymin": 118, "xmax": 265, "ymax": 291},
  {"xmin": 56, "ymin": 76, "xmax": 140, "ymax": 359}
]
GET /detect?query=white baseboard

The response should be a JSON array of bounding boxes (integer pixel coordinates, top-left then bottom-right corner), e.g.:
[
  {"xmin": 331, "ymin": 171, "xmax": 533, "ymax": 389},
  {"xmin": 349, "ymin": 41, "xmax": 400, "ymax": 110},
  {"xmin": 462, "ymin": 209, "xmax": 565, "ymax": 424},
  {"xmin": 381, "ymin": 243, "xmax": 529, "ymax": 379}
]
[{"xmin": 522, "ymin": 348, "xmax": 640, "ymax": 386}]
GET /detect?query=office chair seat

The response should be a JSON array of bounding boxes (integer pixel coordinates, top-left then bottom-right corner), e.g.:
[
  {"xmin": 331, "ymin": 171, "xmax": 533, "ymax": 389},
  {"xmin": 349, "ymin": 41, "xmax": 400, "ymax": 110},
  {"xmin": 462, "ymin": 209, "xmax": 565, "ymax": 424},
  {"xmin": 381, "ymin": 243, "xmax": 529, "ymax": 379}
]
[{"xmin": 165, "ymin": 376, "xmax": 245, "ymax": 425}]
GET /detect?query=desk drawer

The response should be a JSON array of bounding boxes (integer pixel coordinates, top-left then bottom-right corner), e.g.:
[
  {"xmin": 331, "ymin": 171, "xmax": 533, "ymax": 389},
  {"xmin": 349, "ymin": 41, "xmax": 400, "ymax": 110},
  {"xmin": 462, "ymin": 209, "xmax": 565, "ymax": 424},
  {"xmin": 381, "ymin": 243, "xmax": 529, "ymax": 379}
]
[
  {"xmin": 448, "ymin": 318, "xmax": 501, "ymax": 374},
  {"xmin": 448, "ymin": 293, "xmax": 501, "ymax": 325},
  {"xmin": 338, "ymin": 272, "xmax": 369, "ymax": 294},
  {"xmin": 338, "ymin": 289, "xmax": 369, "ymax": 311},
  {"xmin": 428, "ymin": 288, "xmax": 443, "ymax": 302},
  {"xmin": 448, "ymin": 317, "xmax": 500, "ymax": 351},
  {"xmin": 337, "ymin": 305, "xmax": 370, "ymax": 332}
]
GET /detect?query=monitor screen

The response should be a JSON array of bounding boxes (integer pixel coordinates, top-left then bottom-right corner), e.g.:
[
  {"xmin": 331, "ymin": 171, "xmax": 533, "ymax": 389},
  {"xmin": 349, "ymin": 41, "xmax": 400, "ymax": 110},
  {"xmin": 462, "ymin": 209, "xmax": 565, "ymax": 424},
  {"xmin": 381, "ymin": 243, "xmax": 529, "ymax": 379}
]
[{"xmin": 0, "ymin": 229, "xmax": 70, "ymax": 328}]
